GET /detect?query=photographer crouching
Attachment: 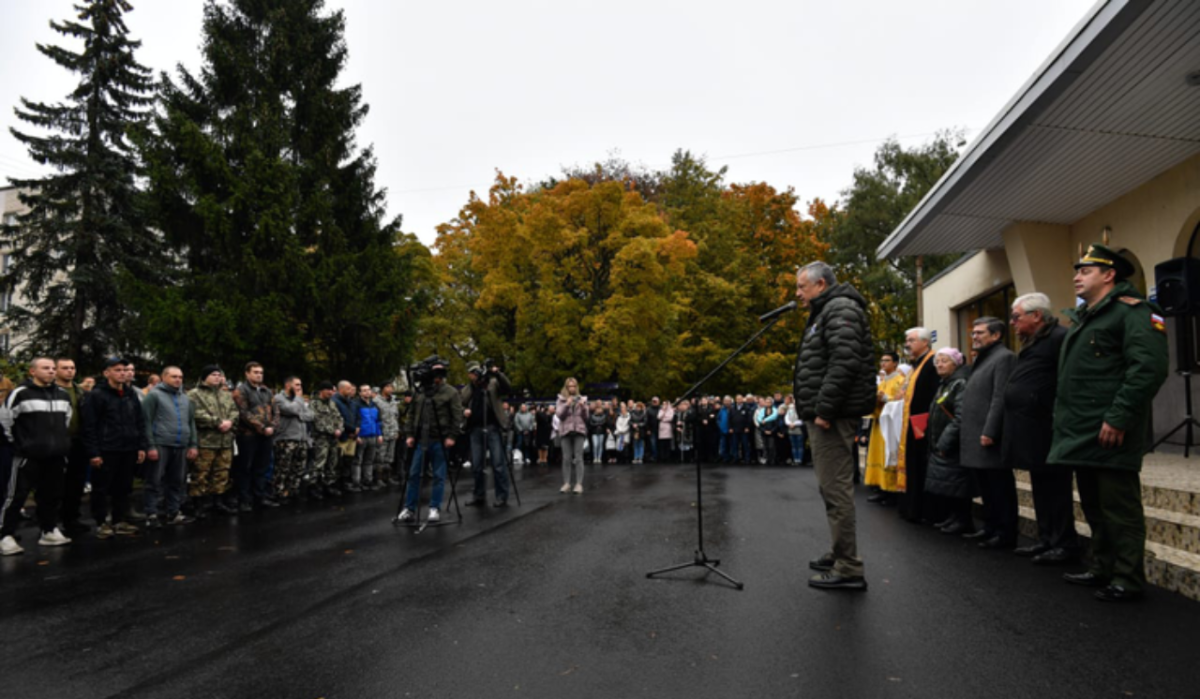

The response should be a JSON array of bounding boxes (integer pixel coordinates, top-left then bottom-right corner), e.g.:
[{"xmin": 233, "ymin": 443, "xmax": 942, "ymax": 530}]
[
  {"xmin": 461, "ymin": 361, "xmax": 513, "ymax": 508},
  {"xmin": 397, "ymin": 358, "xmax": 463, "ymax": 523}
]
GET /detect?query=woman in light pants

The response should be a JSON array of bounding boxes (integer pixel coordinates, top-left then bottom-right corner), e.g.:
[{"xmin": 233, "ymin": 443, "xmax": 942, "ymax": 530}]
[{"xmin": 555, "ymin": 378, "xmax": 590, "ymax": 494}]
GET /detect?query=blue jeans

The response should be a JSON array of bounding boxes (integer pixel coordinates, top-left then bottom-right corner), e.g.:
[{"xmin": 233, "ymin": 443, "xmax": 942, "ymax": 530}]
[
  {"xmin": 633, "ymin": 438, "xmax": 644, "ymax": 461},
  {"xmin": 591, "ymin": 434, "xmax": 605, "ymax": 462},
  {"xmin": 404, "ymin": 441, "xmax": 448, "ymax": 511},
  {"xmin": 469, "ymin": 426, "xmax": 509, "ymax": 502},
  {"xmin": 649, "ymin": 430, "xmax": 658, "ymax": 460},
  {"xmin": 719, "ymin": 433, "xmax": 733, "ymax": 461},
  {"xmin": 789, "ymin": 434, "xmax": 805, "ymax": 464}
]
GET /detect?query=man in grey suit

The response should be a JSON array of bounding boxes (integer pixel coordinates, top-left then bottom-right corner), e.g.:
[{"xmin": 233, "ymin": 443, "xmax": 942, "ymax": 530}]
[{"xmin": 960, "ymin": 316, "xmax": 1018, "ymax": 549}]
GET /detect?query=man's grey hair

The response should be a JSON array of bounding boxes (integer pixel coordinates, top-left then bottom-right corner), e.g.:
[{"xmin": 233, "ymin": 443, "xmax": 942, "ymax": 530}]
[
  {"xmin": 797, "ymin": 261, "xmax": 837, "ymax": 288},
  {"xmin": 905, "ymin": 327, "xmax": 932, "ymax": 343},
  {"xmin": 1013, "ymin": 292, "xmax": 1052, "ymax": 318}
]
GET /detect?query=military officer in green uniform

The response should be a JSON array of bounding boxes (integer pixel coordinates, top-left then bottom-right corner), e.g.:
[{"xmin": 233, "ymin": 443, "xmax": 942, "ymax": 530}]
[{"xmin": 1048, "ymin": 244, "xmax": 1169, "ymax": 602}]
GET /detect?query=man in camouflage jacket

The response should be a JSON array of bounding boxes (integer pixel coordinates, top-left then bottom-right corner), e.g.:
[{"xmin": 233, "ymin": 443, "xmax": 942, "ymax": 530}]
[
  {"xmin": 188, "ymin": 365, "xmax": 238, "ymax": 515},
  {"xmin": 309, "ymin": 381, "xmax": 344, "ymax": 498}
]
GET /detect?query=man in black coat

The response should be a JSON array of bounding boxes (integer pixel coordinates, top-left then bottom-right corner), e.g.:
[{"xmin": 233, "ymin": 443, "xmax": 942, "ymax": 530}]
[
  {"xmin": 793, "ymin": 261, "xmax": 876, "ymax": 591},
  {"xmin": 898, "ymin": 327, "xmax": 941, "ymax": 523},
  {"xmin": 1004, "ymin": 292, "xmax": 1079, "ymax": 564}
]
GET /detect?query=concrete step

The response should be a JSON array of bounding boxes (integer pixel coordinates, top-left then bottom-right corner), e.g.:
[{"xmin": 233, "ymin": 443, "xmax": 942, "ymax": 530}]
[
  {"xmin": 1015, "ymin": 466, "xmax": 1200, "ymax": 518},
  {"xmin": 1014, "ymin": 480, "xmax": 1200, "ymax": 556},
  {"xmin": 1012, "ymin": 503, "xmax": 1200, "ymax": 602}
]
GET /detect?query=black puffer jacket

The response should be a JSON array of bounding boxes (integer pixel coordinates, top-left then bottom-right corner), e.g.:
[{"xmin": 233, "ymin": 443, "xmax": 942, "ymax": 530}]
[
  {"xmin": 82, "ymin": 382, "xmax": 149, "ymax": 457},
  {"xmin": 792, "ymin": 283, "xmax": 877, "ymax": 421}
]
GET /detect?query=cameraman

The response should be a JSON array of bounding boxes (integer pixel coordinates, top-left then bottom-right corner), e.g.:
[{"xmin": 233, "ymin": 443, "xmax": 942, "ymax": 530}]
[
  {"xmin": 398, "ymin": 359, "xmax": 462, "ymax": 522},
  {"xmin": 461, "ymin": 362, "xmax": 513, "ymax": 508}
]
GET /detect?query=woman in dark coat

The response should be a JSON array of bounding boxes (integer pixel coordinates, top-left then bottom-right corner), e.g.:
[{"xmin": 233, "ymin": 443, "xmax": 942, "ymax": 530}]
[{"xmin": 924, "ymin": 348, "xmax": 975, "ymax": 534}]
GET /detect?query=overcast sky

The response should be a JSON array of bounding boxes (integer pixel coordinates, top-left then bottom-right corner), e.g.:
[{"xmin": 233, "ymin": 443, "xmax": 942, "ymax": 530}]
[{"xmin": 1, "ymin": 0, "xmax": 1098, "ymax": 246}]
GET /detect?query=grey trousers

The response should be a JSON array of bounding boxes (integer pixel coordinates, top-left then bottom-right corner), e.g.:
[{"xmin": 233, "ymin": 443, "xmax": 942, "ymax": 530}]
[
  {"xmin": 808, "ymin": 418, "xmax": 864, "ymax": 577},
  {"xmin": 561, "ymin": 433, "xmax": 587, "ymax": 486}
]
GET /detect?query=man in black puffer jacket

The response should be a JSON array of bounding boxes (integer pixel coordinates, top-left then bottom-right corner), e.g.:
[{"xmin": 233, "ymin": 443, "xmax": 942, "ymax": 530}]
[
  {"xmin": 793, "ymin": 261, "xmax": 876, "ymax": 592},
  {"xmin": 82, "ymin": 358, "xmax": 149, "ymax": 539}
]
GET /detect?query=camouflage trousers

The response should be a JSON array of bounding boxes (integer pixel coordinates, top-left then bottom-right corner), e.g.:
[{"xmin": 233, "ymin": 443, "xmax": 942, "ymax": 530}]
[
  {"xmin": 191, "ymin": 448, "xmax": 233, "ymax": 497},
  {"xmin": 376, "ymin": 438, "xmax": 398, "ymax": 481},
  {"xmin": 273, "ymin": 439, "xmax": 309, "ymax": 497},
  {"xmin": 311, "ymin": 436, "xmax": 341, "ymax": 487}
]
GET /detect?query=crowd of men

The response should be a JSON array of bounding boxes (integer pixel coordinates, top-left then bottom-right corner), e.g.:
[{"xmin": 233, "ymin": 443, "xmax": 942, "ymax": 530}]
[
  {"xmin": 795, "ymin": 245, "xmax": 1169, "ymax": 603},
  {"xmin": 0, "ymin": 355, "xmax": 815, "ymax": 551}
]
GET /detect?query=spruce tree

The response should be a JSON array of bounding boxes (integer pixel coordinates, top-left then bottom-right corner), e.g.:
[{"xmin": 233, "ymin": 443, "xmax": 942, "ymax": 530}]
[
  {"xmin": 4, "ymin": 0, "xmax": 157, "ymax": 367},
  {"xmin": 136, "ymin": 0, "xmax": 425, "ymax": 382}
]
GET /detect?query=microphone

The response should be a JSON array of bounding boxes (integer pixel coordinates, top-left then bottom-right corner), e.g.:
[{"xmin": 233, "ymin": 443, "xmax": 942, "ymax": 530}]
[{"xmin": 759, "ymin": 300, "xmax": 798, "ymax": 323}]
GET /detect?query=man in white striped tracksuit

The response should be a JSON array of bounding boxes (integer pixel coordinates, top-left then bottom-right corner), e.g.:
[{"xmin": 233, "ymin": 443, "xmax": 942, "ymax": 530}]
[{"xmin": 0, "ymin": 357, "xmax": 74, "ymax": 555}]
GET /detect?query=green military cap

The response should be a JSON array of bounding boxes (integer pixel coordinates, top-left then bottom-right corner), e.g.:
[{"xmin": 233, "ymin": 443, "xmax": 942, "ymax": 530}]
[{"xmin": 1074, "ymin": 243, "xmax": 1135, "ymax": 280}]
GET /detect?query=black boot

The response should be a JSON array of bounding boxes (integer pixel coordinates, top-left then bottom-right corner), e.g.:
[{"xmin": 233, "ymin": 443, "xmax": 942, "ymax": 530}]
[{"xmin": 215, "ymin": 493, "xmax": 238, "ymax": 515}]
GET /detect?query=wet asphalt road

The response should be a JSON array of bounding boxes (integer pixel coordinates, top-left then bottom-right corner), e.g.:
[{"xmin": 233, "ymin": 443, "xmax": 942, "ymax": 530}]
[{"xmin": 2, "ymin": 462, "xmax": 1199, "ymax": 699}]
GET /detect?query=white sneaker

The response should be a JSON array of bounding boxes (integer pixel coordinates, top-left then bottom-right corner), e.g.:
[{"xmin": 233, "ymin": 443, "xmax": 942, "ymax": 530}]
[
  {"xmin": 573, "ymin": 483, "xmax": 584, "ymax": 494},
  {"xmin": 397, "ymin": 508, "xmax": 414, "ymax": 522},
  {"xmin": 560, "ymin": 483, "xmax": 571, "ymax": 493},
  {"xmin": 0, "ymin": 535, "xmax": 23, "ymax": 556},
  {"xmin": 428, "ymin": 508, "xmax": 441, "ymax": 522},
  {"xmin": 38, "ymin": 528, "xmax": 72, "ymax": 547}
]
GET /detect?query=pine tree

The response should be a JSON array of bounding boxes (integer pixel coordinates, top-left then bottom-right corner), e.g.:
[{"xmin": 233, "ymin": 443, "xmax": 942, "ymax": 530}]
[
  {"xmin": 4, "ymin": 0, "xmax": 156, "ymax": 367},
  {"xmin": 136, "ymin": 0, "xmax": 425, "ymax": 382}
]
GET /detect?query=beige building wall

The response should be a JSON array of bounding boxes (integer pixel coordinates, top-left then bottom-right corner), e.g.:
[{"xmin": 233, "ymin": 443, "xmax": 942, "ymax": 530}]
[
  {"xmin": 922, "ymin": 153, "xmax": 1200, "ymax": 445},
  {"xmin": 921, "ymin": 249, "xmax": 1012, "ymax": 354}
]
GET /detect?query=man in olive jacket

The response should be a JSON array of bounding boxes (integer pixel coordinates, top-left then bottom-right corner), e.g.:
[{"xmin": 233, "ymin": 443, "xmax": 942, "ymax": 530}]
[
  {"xmin": 793, "ymin": 261, "xmax": 876, "ymax": 591},
  {"xmin": 1051, "ymin": 244, "xmax": 1168, "ymax": 602},
  {"xmin": 399, "ymin": 359, "xmax": 463, "ymax": 522}
]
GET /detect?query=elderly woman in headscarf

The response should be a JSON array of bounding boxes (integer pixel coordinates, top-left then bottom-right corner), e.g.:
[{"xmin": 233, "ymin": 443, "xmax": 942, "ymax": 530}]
[{"xmin": 923, "ymin": 347, "xmax": 976, "ymax": 535}]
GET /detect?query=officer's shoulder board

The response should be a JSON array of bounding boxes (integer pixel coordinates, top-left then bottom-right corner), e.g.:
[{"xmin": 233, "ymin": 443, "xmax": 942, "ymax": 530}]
[{"xmin": 1117, "ymin": 296, "xmax": 1142, "ymax": 306}]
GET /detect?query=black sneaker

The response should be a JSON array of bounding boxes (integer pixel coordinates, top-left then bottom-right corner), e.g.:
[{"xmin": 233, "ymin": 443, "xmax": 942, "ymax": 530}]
[
  {"xmin": 808, "ymin": 572, "xmax": 867, "ymax": 591},
  {"xmin": 808, "ymin": 554, "xmax": 835, "ymax": 572}
]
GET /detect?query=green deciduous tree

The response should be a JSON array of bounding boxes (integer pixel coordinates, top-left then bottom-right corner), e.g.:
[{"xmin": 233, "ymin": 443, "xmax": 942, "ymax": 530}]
[
  {"xmin": 827, "ymin": 131, "xmax": 967, "ymax": 355},
  {"xmin": 4, "ymin": 0, "xmax": 158, "ymax": 368}
]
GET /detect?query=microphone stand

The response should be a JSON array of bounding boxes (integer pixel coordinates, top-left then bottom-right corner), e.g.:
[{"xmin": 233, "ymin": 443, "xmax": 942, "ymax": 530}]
[{"xmin": 646, "ymin": 310, "xmax": 792, "ymax": 590}]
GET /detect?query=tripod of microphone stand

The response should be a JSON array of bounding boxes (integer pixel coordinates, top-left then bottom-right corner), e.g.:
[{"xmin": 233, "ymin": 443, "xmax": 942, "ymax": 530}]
[
  {"xmin": 645, "ymin": 309, "xmax": 791, "ymax": 590},
  {"xmin": 1149, "ymin": 310, "xmax": 1200, "ymax": 457}
]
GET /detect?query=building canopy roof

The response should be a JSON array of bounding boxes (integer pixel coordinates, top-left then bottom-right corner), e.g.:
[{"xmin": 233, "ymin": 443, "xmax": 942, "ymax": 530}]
[{"xmin": 878, "ymin": 0, "xmax": 1200, "ymax": 259}]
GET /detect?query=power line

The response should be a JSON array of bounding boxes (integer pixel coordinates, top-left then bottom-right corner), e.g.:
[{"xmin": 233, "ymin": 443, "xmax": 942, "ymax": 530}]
[{"xmin": 391, "ymin": 129, "xmax": 974, "ymax": 197}]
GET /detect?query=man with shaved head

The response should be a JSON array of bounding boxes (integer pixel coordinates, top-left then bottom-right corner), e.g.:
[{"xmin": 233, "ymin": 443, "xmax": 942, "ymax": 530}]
[
  {"xmin": 0, "ymin": 358, "xmax": 74, "ymax": 555},
  {"xmin": 142, "ymin": 366, "xmax": 199, "ymax": 526}
]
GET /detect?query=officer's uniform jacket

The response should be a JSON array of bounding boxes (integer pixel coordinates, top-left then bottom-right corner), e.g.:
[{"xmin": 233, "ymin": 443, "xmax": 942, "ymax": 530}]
[{"xmin": 1048, "ymin": 280, "xmax": 1169, "ymax": 470}]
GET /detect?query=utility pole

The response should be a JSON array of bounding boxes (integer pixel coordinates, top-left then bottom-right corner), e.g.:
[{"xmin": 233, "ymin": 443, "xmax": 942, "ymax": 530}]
[{"xmin": 915, "ymin": 255, "xmax": 924, "ymax": 326}]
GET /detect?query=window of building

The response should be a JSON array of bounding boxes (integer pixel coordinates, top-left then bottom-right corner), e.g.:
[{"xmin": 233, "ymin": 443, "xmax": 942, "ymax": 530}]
[
  {"xmin": 954, "ymin": 284, "xmax": 1020, "ymax": 359},
  {"xmin": 0, "ymin": 333, "xmax": 9, "ymax": 356},
  {"xmin": 0, "ymin": 290, "xmax": 11, "ymax": 312}
]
